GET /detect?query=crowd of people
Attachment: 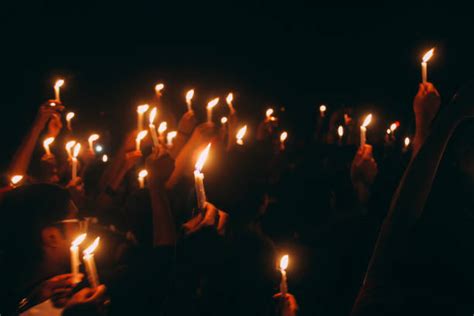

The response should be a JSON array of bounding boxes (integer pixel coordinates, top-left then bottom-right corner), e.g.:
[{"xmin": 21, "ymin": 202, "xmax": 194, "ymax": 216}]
[{"xmin": 0, "ymin": 77, "xmax": 473, "ymax": 316}]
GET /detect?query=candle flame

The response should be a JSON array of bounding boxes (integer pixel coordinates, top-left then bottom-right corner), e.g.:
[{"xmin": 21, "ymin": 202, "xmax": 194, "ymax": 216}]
[
  {"xmin": 386, "ymin": 129, "xmax": 391, "ymax": 135},
  {"xmin": 83, "ymin": 237, "xmax": 100, "ymax": 256},
  {"xmin": 220, "ymin": 117, "xmax": 228, "ymax": 124},
  {"xmin": 73, "ymin": 143, "xmax": 81, "ymax": 158},
  {"xmin": 338, "ymin": 125, "xmax": 344, "ymax": 137},
  {"xmin": 50, "ymin": 102, "xmax": 56, "ymax": 107},
  {"xmin": 195, "ymin": 143, "xmax": 211, "ymax": 172},
  {"xmin": 280, "ymin": 131, "xmax": 288, "ymax": 142},
  {"xmin": 66, "ymin": 112, "xmax": 75, "ymax": 121},
  {"xmin": 155, "ymin": 83, "xmax": 165, "ymax": 93},
  {"xmin": 158, "ymin": 122, "xmax": 168, "ymax": 134},
  {"xmin": 167, "ymin": 131, "xmax": 177, "ymax": 144},
  {"xmin": 11, "ymin": 175, "xmax": 23, "ymax": 185},
  {"xmin": 226, "ymin": 93, "xmax": 233, "ymax": 105},
  {"xmin": 43, "ymin": 137, "xmax": 55, "ymax": 148},
  {"xmin": 88, "ymin": 134, "xmax": 99, "ymax": 143},
  {"xmin": 138, "ymin": 169, "xmax": 148, "ymax": 178},
  {"xmin": 55, "ymin": 79, "xmax": 64, "ymax": 89},
  {"xmin": 266, "ymin": 108, "xmax": 274, "ymax": 118},
  {"xmin": 404, "ymin": 137, "xmax": 411, "ymax": 146},
  {"xmin": 236, "ymin": 125, "xmax": 247, "ymax": 145},
  {"xmin": 207, "ymin": 98, "xmax": 219, "ymax": 109},
  {"xmin": 136, "ymin": 130, "xmax": 148, "ymax": 142},
  {"xmin": 362, "ymin": 114, "xmax": 372, "ymax": 128},
  {"xmin": 186, "ymin": 89, "xmax": 195, "ymax": 103},
  {"xmin": 102, "ymin": 154, "xmax": 108, "ymax": 162},
  {"xmin": 390, "ymin": 121, "xmax": 400, "ymax": 132},
  {"xmin": 137, "ymin": 104, "xmax": 149, "ymax": 114},
  {"xmin": 280, "ymin": 254, "xmax": 289, "ymax": 270},
  {"xmin": 66, "ymin": 140, "xmax": 76, "ymax": 152},
  {"xmin": 72, "ymin": 233, "xmax": 87, "ymax": 247},
  {"xmin": 319, "ymin": 105, "xmax": 327, "ymax": 112},
  {"xmin": 422, "ymin": 48, "xmax": 434, "ymax": 63},
  {"xmin": 149, "ymin": 107, "xmax": 157, "ymax": 125}
]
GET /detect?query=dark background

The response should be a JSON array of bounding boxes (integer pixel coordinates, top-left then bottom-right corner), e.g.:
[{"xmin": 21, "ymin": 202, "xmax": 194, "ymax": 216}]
[{"xmin": 1, "ymin": 3, "xmax": 472, "ymax": 169}]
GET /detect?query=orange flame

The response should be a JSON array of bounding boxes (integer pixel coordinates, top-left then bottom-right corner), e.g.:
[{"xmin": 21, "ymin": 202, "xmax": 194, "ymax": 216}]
[
  {"xmin": 422, "ymin": 48, "xmax": 434, "ymax": 63},
  {"xmin": 167, "ymin": 131, "xmax": 177, "ymax": 144},
  {"xmin": 137, "ymin": 104, "xmax": 149, "ymax": 114},
  {"xmin": 280, "ymin": 131, "xmax": 288, "ymax": 142},
  {"xmin": 195, "ymin": 143, "xmax": 211, "ymax": 172},
  {"xmin": 236, "ymin": 125, "xmax": 247, "ymax": 145},
  {"xmin": 280, "ymin": 254, "xmax": 289, "ymax": 270},
  {"xmin": 362, "ymin": 114, "xmax": 372, "ymax": 128},
  {"xmin": 149, "ymin": 107, "xmax": 157, "ymax": 125},
  {"xmin": 319, "ymin": 105, "xmax": 327, "ymax": 112},
  {"xmin": 88, "ymin": 134, "xmax": 99, "ymax": 143},
  {"xmin": 136, "ymin": 130, "xmax": 148, "ymax": 141},
  {"xmin": 66, "ymin": 112, "xmax": 75, "ymax": 121},
  {"xmin": 158, "ymin": 122, "xmax": 167, "ymax": 134},
  {"xmin": 186, "ymin": 89, "xmax": 195, "ymax": 103},
  {"xmin": 54, "ymin": 79, "xmax": 64, "ymax": 89},
  {"xmin": 73, "ymin": 143, "xmax": 81, "ymax": 158},
  {"xmin": 11, "ymin": 175, "xmax": 23, "ymax": 185},
  {"xmin": 43, "ymin": 137, "xmax": 55, "ymax": 148},
  {"xmin": 72, "ymin": 233, "xmax": 87, "ymax": 247},
  {"xmin": 220, "ymin": 117, "xmax": 228, "ymax": 124},
  {"xmin": 155, "ymin": 83, "xmax": 165, "ymax": 92},
  {"xmin": 226, "ymin": 93, "xmax": 233, "ymax": 104},
  {"xmin": 338, "ymin": 125, "xmax": 344, "ymax": 137},
  {"xmin": 207, "ymin": 98, "xmax": 219, "ymax": 109},
  {"xmin": 266, "ymin": 108, "xmax": 274, "ymax": 118},
  {"xmin": 386, "ymin": 129, "xmax": 391, "ymax": 135},
  {"xmin": 102, "ymin": 154, "xmax": 108, "ymax": 162},
  {"xmin": 138, "ymin": 169, "xmax": 148, "ymax": 178},
  {"xmin": 404, "ymin": 137, "xmax": 411, "ymax": 146},
  {"xmin": 83, "ymin": 237, "xmax": 100, "ymax": 256}
]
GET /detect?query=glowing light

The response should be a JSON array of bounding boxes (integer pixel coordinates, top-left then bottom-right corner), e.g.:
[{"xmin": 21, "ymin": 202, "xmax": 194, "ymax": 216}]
[
  {"xmin": 88, "ymin": 134, "xmax": 99, "ymax": 143},
  {"xmin": 167, "ymin": 131, "xmax": 177, "ymax": 145},
  {"xmin": 207, "ymin": 98, "xmax": 219, "ymax": 109},
  {"xmin": 158, "ymin": 122, "xmax": 168, "ymax": 134},
  {"xmin": 102, "ymin": 154, "xmax": 108, "ymax": 162},
  {"xmin": 137, "ymin": 130, "xmax": 148, "ymax": 141},
  {"xmin": 10, "ymin": 175, "xmax": 23, "ymax": 185},
  {"xmin": 226, "ymin": 93, "xmax": 233, "ymax": 105},
  {"xmin": 266, "ymin": 108, "xmax": 274, "ymax": 118},
  {"xmin": 138, "ymin": 169, "xmax": 148, "ymax": 179},
  {"xmin": 73, "ymin": 143, "xmax": 81, "ymax": 158},
  {"xmin": 195, "ymin": 143, "xmax": 211, "ymax": 172},
  {"xmin": 95, "ymin": 145, "xmax": 103, "ymax": 153},
  {"xmin": 137, "ymin": 104, "xmax": 149, "ymax": 114},
  {"xmin": 386, "ymin": 129, "xmax": 392, "ymax": 135},
  {"xmin": 221, "ymin": 117, "xmax": 228, "ymax": 124},
  {"xmin": 149, "ymin": 107, "xmax": 157, "ymax": 125},
  {"xmin": 390, "ymin": 121, "xmax": 400, "ymax": 132},
  {"xmin": 83, "ymin": 237, "xmax": 100, "ymax": 256},
  {"xmin": 422, "ymin": 48, "xmax": 435, "ymax": 63},
  {"xmin": 66, "ymin": 112, "xmax": 75, "ymax": 121},
  {"xmin": 155, "ymin": 83, "xmax": 164, "ymax": 93},
  {"xmin": 43, "ymin": 137, "xmax": 55, "ymax": 155},
  {"xmin": 72, "ymin": 234, "xmax": 87, "ymax": 247},
  {"xmin": 186, "ymin": 89, "xmax": 195, "ymax": 103},
  {"xmin": 319, "ymin": 105, "xmax": 327, "ymax": 112},
  {"xmin": 338, "ymin": 125, "xmax": 344, "ymax": 137},
  {"xmin": 55, "ymin": 79, "xmax": 64, "ymax": 89},
  {"xmin": 280, "ymin": 254, "xmax": 289, "ymax": 270},
  {"xmin": 404, "ymin": 137, "xmax": 411, "ymax": 147},
  {"xmin": 362, "ymin": 114, "xmax": 372, "ymax": 128},
  {"xmin": 280, "ymin": 131, "xmax": 288, "ymax": 142}
]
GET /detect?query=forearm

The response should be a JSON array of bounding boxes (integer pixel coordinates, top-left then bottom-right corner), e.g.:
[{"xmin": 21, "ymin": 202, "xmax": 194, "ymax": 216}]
[
  {"xmin": 169, "ymin": 133, "xmax": 188, "ymax": 159},
  {"xmin": 8, "ymin": 121, "xmax": 45, "ymax": 176},
  {"xmin": 149, "ymin": 182, "xmax": 176, "ymax": 246}
]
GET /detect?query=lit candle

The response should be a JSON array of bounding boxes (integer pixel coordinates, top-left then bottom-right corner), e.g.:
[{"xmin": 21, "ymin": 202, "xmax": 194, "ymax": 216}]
[
  {"xmin": 207, "ymin": 98, "xmax": 219, "ymax": 123},
  {"xmin": 72, "ymin": 143, "xmax": 81, "ymax": 180},
  {"xmin": 226, "ymin": 92, "xmax": 234, "ymax": 112},
  {"xmin": 421, "ymin": 48, "xmax": 434, "ymax": 83},
  {"xmin": 70, "ymin": 234, "xmax": 86, "ymax": 284},
  {"xmin": 66, "ymin": 112, "xmax": 75, "ymax": 131},
  {"xmin": 65, "ymin": 140, "xmax": 77, "ymax": 160},
  {"xmin": 279, "ymin": 254, "xmax": 289, "ymax": 296},
  {"xmin": 137, "ymin": 104, "xmax": 149, "ymax": 132},
  {"xmin": 10, "ymin": 175, "xmax": 23, "ymax": 188},
  {"xmin": 83, "ymin": 237, "xmax": 100, "ymax": 288},
  {"xmin": 404, "ymin": 137, "xmax": 411, "ymax": 151},
  {"xmin": 236, "ymin": 125, "xmax": 247, "ymax": 145},
  {"xmin": 43, "ymin": 137, "xmax": 55, "ymax": 156},
  {"xmin": 337, "ymin": 125, "xmax": 344, "ymax": 144},
  {"xmin": 138, "ymin": 169, "xmax": 148, "ymax": 189},
  {"xmin": 265, "ymin": 108, "xmax": 275, "ymax": 121},
  {"xmin": 102, "ymin": 154, "xmax": 108, "ymax": 163},
  {"xmin": 135, "ymin": 130, "xmax": 148, "ymax": 152},
  {"xmin": 280, "ymin": 131, "xmax": 288, "ymax": 150},
  {"xmin": 194, "ymin": 143, "xmax": 211, "ymax": 210},
  {"xmin": 54, "ymin": 79, "xmax": 64, "ymax": 102},
  {"xmin": 319, "ymin": 105, "xmax": 327, "ymax": 117},
  {"xmin": 158, "ymin": 122, "xmax": 167, "ymax": 147},
  {"xmin": 88, "ymin": 134, "xmax": 99, "ymax": 154},
  {"xmin": 155, "ymin": 83, "xmax": 165, "ymax": 98},
  {"xmin": 148, "ymin": 107, "xmax": 159, "ymax": 148},
  {"xmin": 360, "ymin": 114, "xmax": 372, "ymax": 148},
  {"xmin": 167, "ymin": 131, "xmax": 177, "ymax": 147},
  {"xmin": 186, "ymin": 89, "xmax": 195, "ymax": 112},
  {"xmin": 220, "ymin": 117, "xmax": 228, "ymax": 125}
]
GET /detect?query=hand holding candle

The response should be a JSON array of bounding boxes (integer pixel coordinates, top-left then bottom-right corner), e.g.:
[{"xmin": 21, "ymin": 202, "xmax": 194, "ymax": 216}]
[
  {"xmin": 88, "ymin": 134, "xmax": 99, "ymax": 154},
  {"xmin": 66, "ymin": 112, "xmax": 75, "ymax": 131},
  {"xmin": 194, "ymin": 143, "xmax": 211, "ymax": 210},
  {"xmin": 207, "ymin": 98, "xmax": 219, "ymax": 123},
  {"xmin": 360, "ymin": 114, "xmax": 372, "ymax": 148},
  {"xmin": 70, "ymin": 234, "xmax": 87, "ymax": 284},
  {"xmin": 83, "ymin": 237, "xmax": 100, "ymax": 288},
  {"xmin": 54, "ymin": 79, "xmax": 64, "ymax": 102},
  {"xmin": 43, "ymin": 137, "xmax": 55, "ymax": 157},
  {"xmin": 279, "ymin": 254, "xmax": 289, "ymax": 296},
  {"xmin": 186, "ymin": 89, "xmax": 195, "ymax": 112},
  {"xmin": 421, "ymin": 48, "xmax": 434, "ymax": 83}
]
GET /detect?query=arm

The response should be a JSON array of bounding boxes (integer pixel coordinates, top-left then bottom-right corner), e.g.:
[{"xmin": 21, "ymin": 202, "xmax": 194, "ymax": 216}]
[{"xmin": 169, "ymin": 111, "xmax": 197, "ymax": 159}]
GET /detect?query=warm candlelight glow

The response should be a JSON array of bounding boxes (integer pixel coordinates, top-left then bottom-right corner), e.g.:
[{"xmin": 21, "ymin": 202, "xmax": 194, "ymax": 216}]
[
  {"xmin": 280, "ymin": 254, "xmax": 289, "ymax": 270},
  {"xmin": 266, "ymin": 108, "xmax": 274, "ymax": 118},
  {"xmin": 137, "ymin": 130, "xmax": 148, "ymax": 141},
  {"xmin": 362, "ymin": 114, "xmax": 372, "ymax": 128},
  {"xmin": 155, "ymin": 83, "xmax": 165, "ymax": 93},
  {"xmin": 66, "ymin": 141, "xmax": 77, "ymax": 158},
  {"xmin": 102, "ymin": 154, "xmax": 108, "ymax": 162},
  {"xmin": 138, "ymin": 169, "xmax": 148, "ymax": 179},
  {"xmin": 66, "ymin": 112, "xmax": 75, "ymax": 121},
  {"xmin": 319, "ymin": 105, "xmax": 327, "ymax": 113},
  {"xmin": 88, "ymin": 134, "xmax": 99, "ymax": 143},
  {"xmin": 149, "ymin": 107, "xmax": 157, "ymax": 125},
  {"xmin": 137, "ymin": 104, "xmax": 149, "ymax": 114},
  {"xmin": 338, "ymin": 125, "xmax": 344, "ymax": 137},
  {"xmin": 404, "ymin": 137, "xmax": 411, "ymax": 147},
  {"xmin": 43, "ymin": 137, "xmax": 55, "ymax": 155},
  {"xmin": 220, "ymin": 117, "xmax": 228, "ymax": 124},
  {"xmin": 386, "ymin": 129, "xmax": 391, "ymax": 135},
  {"xmin": 55, "ymin": 79, "xmax": 64, "ymax": 89},
  {"xmin": 195, "ymin": 143, "xmax": 211, "ymax": 172},
  {"xmin": 207, "ymin": 98, "xmax": 219, "ymax": 109},
  {"xmin": 226, "ymin": 92, "xmax": 233, "ymax": 105},
  {"xmin": 158, "ymin": 122, "xmax": 167, "ymax": 134},
  {"xmin": 422, "ymin": 48, "xmax": 435, "ymax": 63},
  {"xmin": 73, "ymin": 143, "xmax": 81, "ymax": 158},
  {"xmin": 186, "ymin": 89, "xmax": 195, "ymax": 103},
  {"xmin": 280, "ymin": 131, "xmax": 288, "ymax": 142},
  {"xmin": 10, "ymin": 175, "xmax": 23, "ymax": 185},
  {"xmin": 236, "ymin": 125, "xmax": 247, "ymax": 145},
  {"xmin": 83, "ymin": 237, "xmax": 100, "ymax": 256},
  {"xmin": 72, "ymin": 234, "xmax": 87, "ymax": 247},
  {"xmin": 390, "ymin": 121, "xmax": 400, "ymax": 132},
  {"xmin": 167, "ymin": 131, "xmax": 177, "ymax": 146}
]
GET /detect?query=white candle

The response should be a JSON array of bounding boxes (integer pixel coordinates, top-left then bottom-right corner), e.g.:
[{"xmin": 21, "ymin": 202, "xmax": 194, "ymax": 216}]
[
  {"xmin": 280, "ymin": 131, "xmax": 288, "ymax": 150},
  {"xmin": 83, "ymin": 237, "xmax": 100, "ymax": 288},
  {"xmin": 207, "ymin": 98, "xmax": 219, "ymax": 123},
  {"xmin": 148, "ymin": 107, "xmax": 159, "ymax": 148},
  {"xmin": 138, "ymin": 169, "xmax": 148, "ymax": 189},
  {"xmin": 65, "ymin": 141, "xmax": 76, "ymax": 160},
  {"xmin": 194, "ymin": 144, "xmax": 211, "ymax": 210},
  {"xmin": 88, "ymin": 134, "xmax": 99, "ymax": 154},
  {"xmin": 186, "ymin": 89, "xmax": 194, "ymax": 112},
  {"xmin": 70, "ymin": 234, "xmax": 86, "ymax": 284},
  {"xmin": 135, "ymin": 130, "xmax": 148, "ymax": 152},
  {"xmin": 54, "ymin": 79, "xmax": 64, "ymax": 102},
  {"xmin": 236, "ymin": 125, "xmax": 247, "ymax": 145},
  {"xmin": 43, "ymin": 137, "xmax": 55, "ymax": 156},
  {"xmin": 72, "ymin": 143, "xmax": 81, "ymax": 180},
  {"xmin": 360, "ymin": 114, "xmax": 372, "ymax": 147},
  {"xmin": 137, "ymin": 104, "xmax": 149, "ymax": 132},
  {"xmin": 66, "ymin": 112, "xmax": 75, "ymax": 131},
  {"xmin": 279, "ymin": 255, "xmax": 289, "ymax": 296},
  {"xmin": 421, "ymin": 48, "xmax": 434, "ymax": 83}
]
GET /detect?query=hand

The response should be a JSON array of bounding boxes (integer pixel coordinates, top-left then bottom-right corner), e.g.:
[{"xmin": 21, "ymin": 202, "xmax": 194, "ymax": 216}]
[
  {"xmin": 146, "ymin": 152, "xmax": 175, "ymax": 184},
  {"xmin": 273, "ymin": 293, "xmax": 298, "ymax": 316},
  {"xmin": 37, "ymin": 273, "xmax": 83, "ymax": 308},
  {"xmin": 65, "ymin": 285, "xmax": 108, "ymax": 310},
  {"xmin": 351, "ymin": 145, "xmax": 378, "ymax": 186},
  {"xmin": 177, "ymin": 111, "xmax": 198, "ymax": 136},
  {"xmin": 47, "ymin": 112, "xmax": 63, "ymax": 137},
  {"xmin": 35, "ymin": 103, "xmax": 59, "ymax": 127},
  {"xmin": 123, "ymin": 150, "xmax": 142, "ymax": 171},
  {"xmin": 67, "ymin": 176, "xmax": 85, "ymax": 199},
  {"xmin": 182, "ymin": 202, "xmax": 229, "ymax": 236},
  {"xmin": 188, "ymin": 122, "xmax": 215, "ymax": 146},
  {"xmin": 413, "ymin": 82, "xmax": 441, "ymax": 131}
]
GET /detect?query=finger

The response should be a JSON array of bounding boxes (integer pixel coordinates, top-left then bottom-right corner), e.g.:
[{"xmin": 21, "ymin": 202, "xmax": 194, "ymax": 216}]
[
  {"xmin": 85, "ymin": 285, "xmax": 107, "ymax": 303},
  {"xmin": 217, "ymin": 210, "xmax": 229, "ymax": 236}
]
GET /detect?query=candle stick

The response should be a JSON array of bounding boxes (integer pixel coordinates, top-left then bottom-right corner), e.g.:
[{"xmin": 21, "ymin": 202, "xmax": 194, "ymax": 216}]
[
  {"xmin": 279, "ymin": 255, "xmax": 289, "ymax": 296},
  {"xmin": 236, "ymin": 125, "xmax": 247, "ymax": 145},
  {"xmin": 421, "ymin": 48, "xmax": 434, "ymax": 83},
  {"xmin": 72, "ymin": 143, "xmax": 81, "ymax": 180},
  {"xmin": 280, "ymin": 131, "xmax": 288, "ymax": 151},
  {"xmin": 65, "ymin": 140, "xmax": 77, "ymax": 160},
  {"xmin": 167, "ymin": 131, "xmax": 177, "ymax": 147},
  {"xmin": 88, "ymin": 134, "xmax": 99, "ymax": 154},
  {"xmin": 43, "ymin": 137, "xmax": 55, "ymax": 157},
  {"xmin": 137, "ymin": 104, "xmax": 149, "ymax": 132},
  {"xmin": 148, "ymin": 107, "xmax": 159, "ymax": 148},
  {"xmin": 207, "ymin": 98, "xmax": 219, "ymax": 123},
  {"xmin": 54, "ymin": 79, "xmax": 64, "ymax": 102},
  {"xmin": 66, "ymin": 112, "xmax": 75, "ymax": 131},
  {"xmin": 138, "ymin": 169, "xmax": 148, "ymax": 189},
  {"xmin": 70, "ymin": 234, "xmax": 86, "ymax": 284},
  {"xmin": 360, "ymin": 114, "xmax": 372, "ymax": 148},
  {"xmin": 186, "ymin": 89, "xmax": 195, "ymax": 112},
  {"xmin": 226, "ymin": 92, "xmax": 234, "ymax": 112},
  {"xmin": 135, "ymin": 130, "xmax": 148, "ymax": 152},
  {"xmin": 337, "ymin": 125, "xmax": 344, "ymax": 145},
  {"xmin": 194, "ymin": 143, "xmax": 211, "ymax": 210},
  {"xmin": 155, "ymin": 83, "xmax": 164, "ymax": 98},
  {"xmin": 10, "ymin": 175, "xmax": 23, "ymax": 188},
  {"xmin": 83, "ymin": 237, "xmax": 100, "ymax": 288},
  {"xmin": 319, "ymin": 105, "xmax": 327, "ymax": 118}
]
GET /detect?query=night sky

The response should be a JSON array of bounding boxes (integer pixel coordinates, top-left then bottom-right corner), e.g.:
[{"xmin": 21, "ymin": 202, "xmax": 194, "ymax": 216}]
[{"xmin": 1, "ymin": 3, "xmax": 472, "ymax": 168}]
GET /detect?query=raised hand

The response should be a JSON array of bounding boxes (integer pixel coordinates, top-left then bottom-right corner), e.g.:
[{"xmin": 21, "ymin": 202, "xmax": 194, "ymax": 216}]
[
  {"xmin": 182, "ymin": 202, "xmax": 229, "ymax": 236},
  {"xmin": 273, "ymin": 292, "xmax": 299, "ymax": 316},
  {"xmin": 413, "ymin": 82, "xmax": 441, "ymax": 131}
]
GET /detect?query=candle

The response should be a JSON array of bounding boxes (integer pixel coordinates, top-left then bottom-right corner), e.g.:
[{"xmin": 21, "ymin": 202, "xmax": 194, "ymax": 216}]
[
  {"xmin": 148, "ymin": 107, "xmax": 159, "ymax": 148},
  {"xmin": 279, "ymin": 254, "xmax": 289, "ymax": 296},
  {"xmin": 66, "ymin": 112, "xmax": 75, "ymax": 131},
  {"xmin": 54, "ymin": 79, "xmax": 64, "ymax": 102},
  {"xmin": 186, "ymin": 89, "xmax": 195, "ymax": 112},
  {"xmin": 155, "ymin": 83, "xmax": 165, "ymax": 98},
  {"xmin": 319, "ymin": 105, "xmax": 327, "ymax": 117},
  {"xmin": 265, "ymin": 108, "xmax": 275, "ymax": 121},
  {"xmin": 72, "ymin": 143, "xmax": 81, "ymax": 180},
  {"xmin": 137, "ymin": 104, "xmax": 149, "ymax": 132},
  {"xmin": 167, "ymin": 131, "xmax": 177, "ymax": 147},
  {"xmin": 70, "ymin": 233, "xmax": 86, "ymax": 284},
  {"xmin": 404, "ymin": 137, "xmax": 411, "ymax": 151},
  {"xmin": 138, "ymin": 169, "xmax": 148, "ymax": 189},
  {"xmin": 194, "ymin": 143, "xmax": 211, "ymax": 210},
  {"xmin": 10, "ymin": 175, "xmax": 23, "ymax": 187},
  {"xmin": 220, "ymin": 117, "xmax": 228, "ymax": 125},
  {"xmin": 337, "ymin": 125, "xmax": 344, "ymax": 144},
  {"xmin": 226, "ymin": 92, "xmax": 234, "ymax": 112},
  {"xmin": 421, "ymin": 48, "xmax": 434, "ymax": 83},
  {"xmin": 65, "ymin": 140, "xmax": 77, "ymax": 160},
  {"xmin": 43, "ymin": 137, "xmax": 55, "ymax": 156},
  {"xmin": 207, "ymin": 98, "xmax": 219, "ymax": 123},
  {"xmin": 83, "ymin": 237, "xmax": 100, "ymax": 288},
  {"xmin": 236, "ymin": 125, "xmax": 247, "ymax": 145},
  {"xmin": 158, "ymin": 122, "xmax": 167, "ymax": 147},
  {"xmin": 102, "ymin": 154, "xmax": 108, "ymax": 163},
  {"xmin": 135, "ymin": 130, "xmax": 148, "ymax": 152},
  {"xmin": 88, "ymin": 134, "xmax": 99, "ymax": 154},
  {"xmin": 360, "ymin": 114, "xmax": 372, "ymax": 148},
  {"xmin": 279, "ymin": 131, "xmax": 288, "ymax": 150}
]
